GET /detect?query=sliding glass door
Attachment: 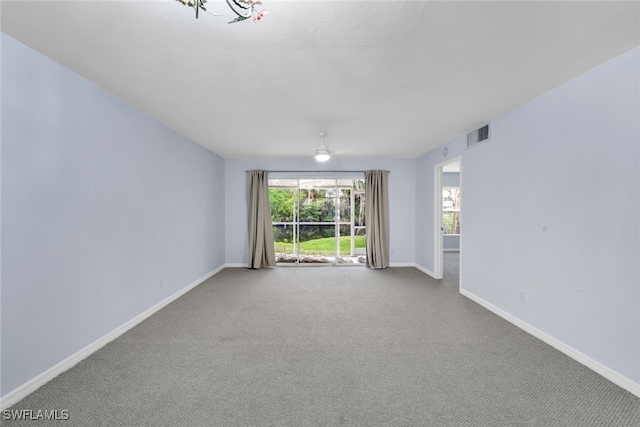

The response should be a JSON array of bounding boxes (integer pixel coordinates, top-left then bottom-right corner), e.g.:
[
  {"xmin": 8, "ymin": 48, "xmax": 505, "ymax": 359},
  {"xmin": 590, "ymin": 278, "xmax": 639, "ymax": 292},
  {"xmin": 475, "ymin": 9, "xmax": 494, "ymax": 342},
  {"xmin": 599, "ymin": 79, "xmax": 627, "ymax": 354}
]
[
  {"xmin": 269, "ymin": 177, "xmax": 365, "ymax": 265},
  {"xmin": 270, "ymin": 179, "xmax": 298, "ymax": 262}
]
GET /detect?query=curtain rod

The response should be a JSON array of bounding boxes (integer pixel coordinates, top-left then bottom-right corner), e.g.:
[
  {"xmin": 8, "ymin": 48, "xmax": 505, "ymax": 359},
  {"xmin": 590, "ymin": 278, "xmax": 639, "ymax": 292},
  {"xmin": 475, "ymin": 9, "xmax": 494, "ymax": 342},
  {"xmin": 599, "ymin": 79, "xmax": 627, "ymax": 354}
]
[{"xmin": 245, "ymin": 170, "xmax": 389, "ymax": 173}]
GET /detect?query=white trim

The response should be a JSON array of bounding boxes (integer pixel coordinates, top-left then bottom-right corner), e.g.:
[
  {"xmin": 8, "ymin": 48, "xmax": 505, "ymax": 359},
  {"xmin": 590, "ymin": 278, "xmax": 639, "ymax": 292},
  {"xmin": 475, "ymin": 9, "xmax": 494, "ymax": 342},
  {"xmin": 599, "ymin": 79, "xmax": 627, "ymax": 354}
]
[
  {"xmin": 0, "ymin": 265, "xmax": 225, "ymax": 410},
  {"xmin": 443, "ymin": 248, "xmax": 460, "ymax": 252},
  {"xmin": 433, "ymin": 163, "xmax": 443, "ymax": 279},
  {"xmin": 224, "ymin": 263, "xmax": 247, "ymax": 268},
  {"xmin": 413, "ymin": 263, "xmax": 437, "ymax": 278},
  {"xmin": 459, "ymin": 289, "xmax": 640, "ymax": 399},
  {"xmin": 389, "ymin": 262, "xmax": 415, "ymax": 268}
]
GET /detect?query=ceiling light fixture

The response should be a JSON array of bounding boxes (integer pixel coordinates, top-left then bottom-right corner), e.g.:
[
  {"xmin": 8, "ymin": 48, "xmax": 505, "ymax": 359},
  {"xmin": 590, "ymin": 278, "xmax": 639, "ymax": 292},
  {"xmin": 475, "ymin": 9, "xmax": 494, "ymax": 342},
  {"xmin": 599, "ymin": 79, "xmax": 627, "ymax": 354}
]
[
  {"xmin": 177, "ymin": 0, "xmax": 267, "ymax": 24},
  {"xmin": 315, "ymin": 132, "xmax": 331, "ymax": 162}
]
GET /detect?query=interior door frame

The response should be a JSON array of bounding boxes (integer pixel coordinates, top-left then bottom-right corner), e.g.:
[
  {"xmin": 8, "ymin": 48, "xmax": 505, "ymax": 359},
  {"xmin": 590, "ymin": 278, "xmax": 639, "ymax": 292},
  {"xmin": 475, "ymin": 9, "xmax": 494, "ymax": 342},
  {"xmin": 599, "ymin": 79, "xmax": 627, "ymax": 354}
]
[{"xmin": 433, "ymin": 156, "xmax": 461, "ymax": 279}]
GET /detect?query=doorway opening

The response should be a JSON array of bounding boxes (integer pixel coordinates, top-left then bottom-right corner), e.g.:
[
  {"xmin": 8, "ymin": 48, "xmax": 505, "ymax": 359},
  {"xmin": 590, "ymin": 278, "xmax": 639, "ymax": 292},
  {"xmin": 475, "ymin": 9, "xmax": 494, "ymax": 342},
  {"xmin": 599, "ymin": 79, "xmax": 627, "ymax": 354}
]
[
  {"xmin": 434, "ymin": 158, "xmax": 461, "ymax": 280},
  {"xmin": 269, "ymin": 177, "xmax": 366, "ymax": 265}
]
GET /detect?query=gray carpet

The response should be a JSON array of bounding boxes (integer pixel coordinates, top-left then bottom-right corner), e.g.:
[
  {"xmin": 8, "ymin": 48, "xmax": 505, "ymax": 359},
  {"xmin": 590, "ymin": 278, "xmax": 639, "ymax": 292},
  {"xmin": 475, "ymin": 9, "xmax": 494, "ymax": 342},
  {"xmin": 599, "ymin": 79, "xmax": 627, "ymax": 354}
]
[{"xmin": 4, "ymin": 254, "xmax": 640, "ymax": 426}]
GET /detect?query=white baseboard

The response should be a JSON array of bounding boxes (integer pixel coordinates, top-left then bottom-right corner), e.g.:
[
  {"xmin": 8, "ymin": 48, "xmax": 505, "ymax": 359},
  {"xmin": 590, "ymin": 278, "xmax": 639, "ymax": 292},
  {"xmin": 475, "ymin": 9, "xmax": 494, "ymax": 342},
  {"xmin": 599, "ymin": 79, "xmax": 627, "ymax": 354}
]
[
  {"xmin": 459, "ymin": 288, "xmax": 640, "ymax": 399},
  {"xmin": 413, "ymin": 263, "xmax": 437, "ymax": 278},
  {"xmin": 389, "ymin": 262, "xmax": 415, "ymax": 268},
  {"xmin": 224, "ymin": 263, "xmax": 247, "ymax": 268},
  {"xmin": 0, "ymin": 265, "xmax": 225, "ymax": 410}
]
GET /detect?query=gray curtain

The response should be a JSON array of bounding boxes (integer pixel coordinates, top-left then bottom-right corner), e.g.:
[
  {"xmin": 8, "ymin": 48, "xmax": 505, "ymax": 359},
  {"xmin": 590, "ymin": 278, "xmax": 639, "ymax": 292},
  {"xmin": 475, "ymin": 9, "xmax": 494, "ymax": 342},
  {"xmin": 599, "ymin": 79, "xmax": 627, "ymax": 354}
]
[
  {"xmin": 365, "ymin": 170, "xmax": 390, "ymax": 269},
  {"xmin": 246, "ymin": 170, "xmax": 276, "ymax": 269}
]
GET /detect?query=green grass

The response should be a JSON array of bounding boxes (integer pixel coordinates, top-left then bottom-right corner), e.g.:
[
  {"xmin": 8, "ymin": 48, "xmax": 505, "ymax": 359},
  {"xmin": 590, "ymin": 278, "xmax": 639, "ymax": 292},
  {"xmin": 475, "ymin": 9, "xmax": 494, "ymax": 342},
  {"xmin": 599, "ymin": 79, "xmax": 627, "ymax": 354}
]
[{"xmin": 275, "ymin": 235, "xmax": 366, "ymax": 256}]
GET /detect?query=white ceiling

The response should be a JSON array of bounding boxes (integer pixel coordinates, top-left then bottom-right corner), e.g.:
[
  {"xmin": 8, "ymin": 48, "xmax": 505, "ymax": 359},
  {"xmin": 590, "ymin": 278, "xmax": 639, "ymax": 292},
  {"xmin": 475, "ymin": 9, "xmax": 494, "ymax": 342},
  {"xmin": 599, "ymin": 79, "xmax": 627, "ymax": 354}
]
[{"xmin": 2, "ymin": 1, "xmax": 639, "ymax": 159}]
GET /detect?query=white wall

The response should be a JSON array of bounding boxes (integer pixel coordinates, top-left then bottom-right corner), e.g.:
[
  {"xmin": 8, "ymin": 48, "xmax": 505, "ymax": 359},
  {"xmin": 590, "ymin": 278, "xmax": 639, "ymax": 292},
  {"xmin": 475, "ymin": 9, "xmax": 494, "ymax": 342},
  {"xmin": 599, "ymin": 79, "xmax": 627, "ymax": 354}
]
[
  {"xmin": 1, "ymin": 34, "xmax": 226, "ymax": 397},
  {"xmin": 417, "ymin": 46, "xmax": 640, "ymax": 385},
  {"xmin": 225, "ymin": 157, "xmax": 416, "ymax": 265}
]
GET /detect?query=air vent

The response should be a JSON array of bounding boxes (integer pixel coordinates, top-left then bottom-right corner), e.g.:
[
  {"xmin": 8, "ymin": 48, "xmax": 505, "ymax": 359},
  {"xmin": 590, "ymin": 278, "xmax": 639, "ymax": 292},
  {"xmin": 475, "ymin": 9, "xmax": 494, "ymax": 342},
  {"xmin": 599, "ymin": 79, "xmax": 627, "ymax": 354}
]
[{"xmin": 467, "ymin": 123, "xmax": 490, "ymax": 148}]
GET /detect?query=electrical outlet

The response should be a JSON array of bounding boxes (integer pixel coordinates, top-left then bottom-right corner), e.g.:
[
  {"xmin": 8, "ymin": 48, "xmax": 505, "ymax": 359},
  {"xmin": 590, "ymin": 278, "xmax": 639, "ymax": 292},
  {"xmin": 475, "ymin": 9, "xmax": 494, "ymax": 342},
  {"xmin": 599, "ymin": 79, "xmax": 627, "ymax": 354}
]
[
  {"xmin": 519, "ymin": 290, "xmax": 525, "ymax": 303},
  {"xmin": 159, "ymin": 277, "xmax": 164, "ymax": 288}
]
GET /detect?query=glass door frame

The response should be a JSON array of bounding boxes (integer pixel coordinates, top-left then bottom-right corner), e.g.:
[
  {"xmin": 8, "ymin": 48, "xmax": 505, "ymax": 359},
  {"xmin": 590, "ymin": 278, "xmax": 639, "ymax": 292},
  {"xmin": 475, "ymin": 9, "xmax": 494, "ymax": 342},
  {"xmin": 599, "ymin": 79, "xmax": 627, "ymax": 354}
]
[{"xmin": 269, "ymin": 176, "xmax": 365, "ymax": 266}]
